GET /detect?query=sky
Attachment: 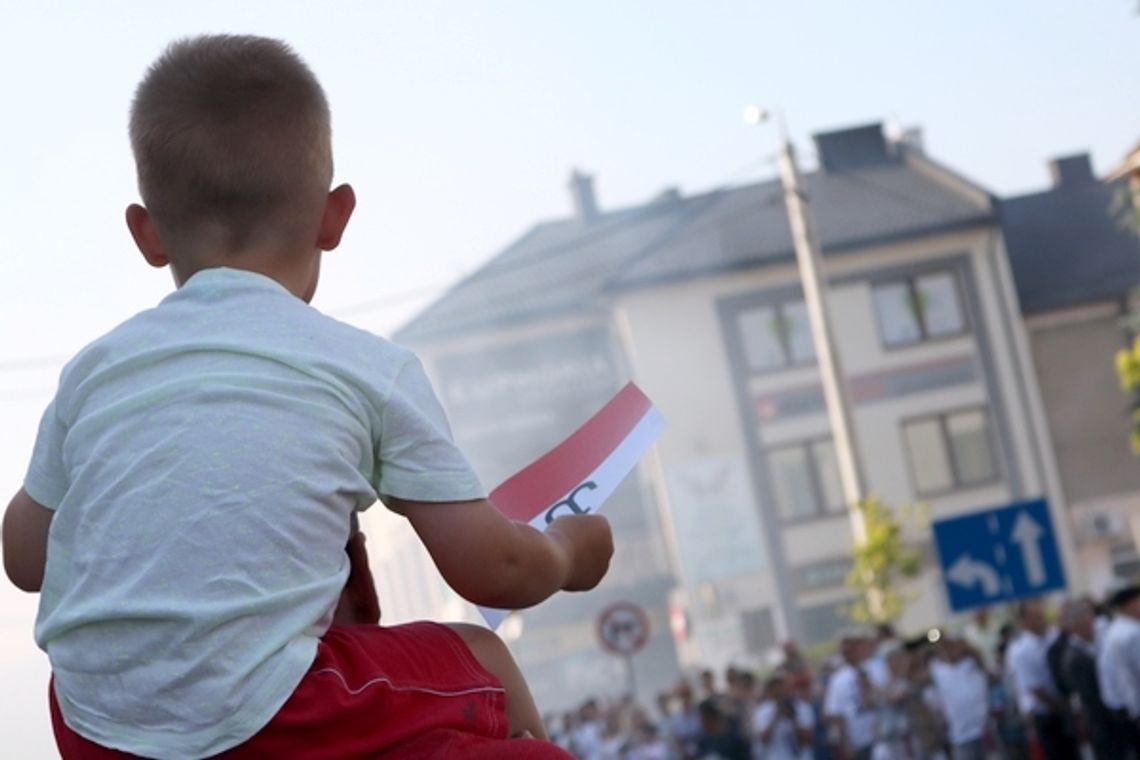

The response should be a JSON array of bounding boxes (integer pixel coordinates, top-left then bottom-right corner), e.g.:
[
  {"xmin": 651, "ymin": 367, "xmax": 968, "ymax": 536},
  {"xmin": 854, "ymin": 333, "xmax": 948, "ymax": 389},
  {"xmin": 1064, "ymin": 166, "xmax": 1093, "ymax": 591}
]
[{"xmin": 1, "ymin": 1, "xmax": 1137, "ymax": 755}]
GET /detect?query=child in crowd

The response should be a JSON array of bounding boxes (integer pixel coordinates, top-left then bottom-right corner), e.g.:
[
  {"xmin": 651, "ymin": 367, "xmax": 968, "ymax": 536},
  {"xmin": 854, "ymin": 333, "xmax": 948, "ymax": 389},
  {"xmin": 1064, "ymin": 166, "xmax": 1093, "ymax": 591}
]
[{"xmin": 1, "ymin": 34, "xmax": 613, "ymax": 759}]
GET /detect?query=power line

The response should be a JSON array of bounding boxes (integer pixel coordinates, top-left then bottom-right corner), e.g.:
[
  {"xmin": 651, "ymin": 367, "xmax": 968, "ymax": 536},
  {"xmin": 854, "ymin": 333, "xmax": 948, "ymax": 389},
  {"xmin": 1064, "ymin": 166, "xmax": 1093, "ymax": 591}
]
[
  {"xmin": 0, "ymin": 387, "xmax": 53, "ymax": 403},
  {"xmin": 0, "ymin": 355, "xmax": 68, "ymax": 372},
  {"xmin": 326, "ymin": 282, "xmax": 454, "ymax": 319}
]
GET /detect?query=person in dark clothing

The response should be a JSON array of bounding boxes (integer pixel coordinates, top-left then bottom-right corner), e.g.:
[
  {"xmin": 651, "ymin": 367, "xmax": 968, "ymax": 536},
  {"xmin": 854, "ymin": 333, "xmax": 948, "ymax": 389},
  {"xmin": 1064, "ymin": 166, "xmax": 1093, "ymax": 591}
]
[
  {"xmin": 695, "ymin": 698, "xmax": 751, "ymax": 760},
  {"xmin": 1007, "ymin": 600, "xmax": 1079, "ymax": 760},
  {"xmin": 1045, "ymin": 628, "xmax": 1072, "ymax": 698},
  {"xmin": 1058, "ymin": 599, "xmax": 1126, "ymax": 760}
]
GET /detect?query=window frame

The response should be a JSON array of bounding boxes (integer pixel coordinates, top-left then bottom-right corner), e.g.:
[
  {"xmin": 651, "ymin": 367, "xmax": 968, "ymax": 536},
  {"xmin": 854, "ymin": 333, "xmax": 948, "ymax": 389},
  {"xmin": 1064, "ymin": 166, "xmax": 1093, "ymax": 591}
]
[
  {"xmin": 900, "ymin": 406, "xmax": 1002, "ymax": 498},
  {"xmin": 766, "ymin": 436, "xmax": 848, "ymax": 524},
  {"xmin": 737, "ymin": 297, "xmax": 817, "ymax": 375},
  {"xmin": 872, "ymin": 269, "xmax": 969, "ymax": 350}
]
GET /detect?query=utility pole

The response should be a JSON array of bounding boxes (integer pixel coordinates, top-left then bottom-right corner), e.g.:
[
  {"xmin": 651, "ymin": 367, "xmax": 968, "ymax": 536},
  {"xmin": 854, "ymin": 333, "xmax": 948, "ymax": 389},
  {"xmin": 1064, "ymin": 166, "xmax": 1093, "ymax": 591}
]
[{"xmin": 748, "ymin": 107, "xmax": 868, "ymax": 544}]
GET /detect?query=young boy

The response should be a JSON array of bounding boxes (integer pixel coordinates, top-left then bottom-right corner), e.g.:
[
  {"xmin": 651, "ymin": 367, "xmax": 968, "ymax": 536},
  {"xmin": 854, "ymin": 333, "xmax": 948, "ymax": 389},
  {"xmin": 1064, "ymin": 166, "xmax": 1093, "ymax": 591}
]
[{"xmin": 1, "ymin": 35, "xmax": 613, "ymax": 759}]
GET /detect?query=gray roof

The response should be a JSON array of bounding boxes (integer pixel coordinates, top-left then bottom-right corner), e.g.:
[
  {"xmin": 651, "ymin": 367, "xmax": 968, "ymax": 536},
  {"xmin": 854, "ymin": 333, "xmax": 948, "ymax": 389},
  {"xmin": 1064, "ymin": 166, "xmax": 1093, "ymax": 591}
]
[
  {"xmin": 1001, "ymin": 173, "xmax": 1140, "ymax": 315},
  {"xmin": 395, "ymin": 144, "xmax": 996, "ymax": 344}
]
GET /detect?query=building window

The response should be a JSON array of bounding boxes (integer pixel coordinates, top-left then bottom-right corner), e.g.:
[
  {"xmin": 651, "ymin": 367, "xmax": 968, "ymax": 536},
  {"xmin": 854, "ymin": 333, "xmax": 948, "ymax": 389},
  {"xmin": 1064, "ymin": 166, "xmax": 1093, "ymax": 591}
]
[
  {"xmin": 738, "ymin": 299, "xmax": 815, "ymax": 372},
  {"xmin": 799, "ymin": 600, "xmax": 852, "ymax": 645},
  {"xmin": 768, "ymin": 438, "xmax": 846, "ymax": 521},
  {"xmin": 902, "ymin": 408, "xmax": 998, "ymax": 495},
  {"xmin": 873, "ymin": 271, "xmax": 966, "ymax": 348}
]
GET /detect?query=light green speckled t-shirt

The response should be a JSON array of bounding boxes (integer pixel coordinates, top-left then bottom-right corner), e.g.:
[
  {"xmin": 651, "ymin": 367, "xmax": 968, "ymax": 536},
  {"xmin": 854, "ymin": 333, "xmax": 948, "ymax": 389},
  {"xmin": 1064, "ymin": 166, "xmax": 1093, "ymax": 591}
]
[{"xmin": 25, "ymin": 267, "xmax": 485, "ymax": 759}]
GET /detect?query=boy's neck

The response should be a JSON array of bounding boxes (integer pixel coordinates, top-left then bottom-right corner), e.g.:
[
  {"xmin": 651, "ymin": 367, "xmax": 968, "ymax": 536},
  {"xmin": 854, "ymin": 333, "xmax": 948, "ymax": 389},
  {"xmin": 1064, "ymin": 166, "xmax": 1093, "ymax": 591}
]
[{"xmin": 173, "ymin": 247, "xmax": 321, "ymax": 303}]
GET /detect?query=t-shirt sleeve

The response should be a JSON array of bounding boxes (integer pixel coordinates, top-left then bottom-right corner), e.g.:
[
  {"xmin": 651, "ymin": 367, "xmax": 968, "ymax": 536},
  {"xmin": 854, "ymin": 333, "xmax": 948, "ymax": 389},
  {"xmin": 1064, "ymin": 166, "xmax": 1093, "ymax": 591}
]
[
  {"xmin": 376, "ymin": 356, "xmax": 486, "ymax": 503},
  {"xmin": 24, "ymin": 398, "xmax": 68, "ymax": 510}
]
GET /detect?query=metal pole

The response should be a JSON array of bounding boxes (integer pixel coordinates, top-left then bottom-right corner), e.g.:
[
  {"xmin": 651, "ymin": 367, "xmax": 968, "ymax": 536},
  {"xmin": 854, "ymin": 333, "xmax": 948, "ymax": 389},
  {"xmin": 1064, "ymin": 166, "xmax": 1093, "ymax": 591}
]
[
  {"xmin": 775, "ymin": 138, "xmax": 868, "ymax": 544},
  {"xmin": 624, "ymin": 654, "xmax": 637, "ymax": 699}
]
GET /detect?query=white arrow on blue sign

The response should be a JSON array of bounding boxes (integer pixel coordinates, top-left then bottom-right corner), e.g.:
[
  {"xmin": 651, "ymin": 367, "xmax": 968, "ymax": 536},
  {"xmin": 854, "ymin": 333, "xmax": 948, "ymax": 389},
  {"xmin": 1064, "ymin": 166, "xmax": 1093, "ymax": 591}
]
[{"xmin": 932, "ymin": 498, "xmax": 1066, "ymax": 613}]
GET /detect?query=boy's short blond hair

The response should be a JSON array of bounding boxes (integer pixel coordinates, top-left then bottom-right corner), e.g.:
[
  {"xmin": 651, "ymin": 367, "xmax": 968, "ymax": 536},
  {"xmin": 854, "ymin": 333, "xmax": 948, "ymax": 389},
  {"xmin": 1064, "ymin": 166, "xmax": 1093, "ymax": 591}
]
[{"xmin": 130, "ymin": 35, "xmax": 333, "ymax": 250}]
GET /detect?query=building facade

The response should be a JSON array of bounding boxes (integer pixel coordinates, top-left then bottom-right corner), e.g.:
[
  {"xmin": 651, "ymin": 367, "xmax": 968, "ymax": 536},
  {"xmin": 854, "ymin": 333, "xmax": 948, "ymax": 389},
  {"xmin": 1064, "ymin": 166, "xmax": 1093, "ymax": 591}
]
[
  {"xmin": 379, "ymin": 122, "xmax": 1077, "ymax": 710},
  {"xmin": 1003, "ymin": 153, "xmax": 1140, "ymax": 594}
]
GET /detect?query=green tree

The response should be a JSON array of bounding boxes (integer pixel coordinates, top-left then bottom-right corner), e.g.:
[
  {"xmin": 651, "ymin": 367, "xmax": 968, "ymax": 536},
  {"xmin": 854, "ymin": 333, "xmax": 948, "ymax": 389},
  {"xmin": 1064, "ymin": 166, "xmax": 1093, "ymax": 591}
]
[
  {"xmin": 845, "ymin": 495, "xmax": 926, "ymax": 625},
  {"xmin": 1111, "ymin": 184, "xmax": 1140, "ymax": 453},
  {"xmin": 1114, "ymin": 332, "xmax": 1140, "ymax": 453}
]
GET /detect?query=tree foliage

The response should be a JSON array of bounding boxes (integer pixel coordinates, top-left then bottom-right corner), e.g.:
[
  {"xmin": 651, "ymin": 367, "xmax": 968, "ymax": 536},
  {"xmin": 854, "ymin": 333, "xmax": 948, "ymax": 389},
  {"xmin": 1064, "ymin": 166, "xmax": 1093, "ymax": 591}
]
[
  {"xmin": 1114, "ymin": 333, "xmax": 1140, "ymax": 453},
  {"xmin": 845, "ymin": 495, "xmax": 926, "ymax": 625}
]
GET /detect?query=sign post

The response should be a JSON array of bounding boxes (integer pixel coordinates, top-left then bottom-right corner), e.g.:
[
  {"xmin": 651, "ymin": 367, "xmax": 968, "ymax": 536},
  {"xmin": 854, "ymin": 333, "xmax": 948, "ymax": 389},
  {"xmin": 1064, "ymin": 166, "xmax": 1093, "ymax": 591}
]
[
  {"xmin": 932, "ymin": 498, "xmax": 1066, "ymax": 613},
  {"xmin": 597, "ymin": 602, "xmax": 650, "ymax": 698}
]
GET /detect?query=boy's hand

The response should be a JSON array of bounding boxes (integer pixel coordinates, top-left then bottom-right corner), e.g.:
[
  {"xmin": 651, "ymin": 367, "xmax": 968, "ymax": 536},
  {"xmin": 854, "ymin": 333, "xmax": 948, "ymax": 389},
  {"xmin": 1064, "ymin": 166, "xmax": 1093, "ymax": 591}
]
[
  {"xmin": 388, "ymin": 497, "xmax": 611, "ymax": 610},
  {"xmin": 546, "ymin": 513, "xmax": 613, "ymax": 592}
]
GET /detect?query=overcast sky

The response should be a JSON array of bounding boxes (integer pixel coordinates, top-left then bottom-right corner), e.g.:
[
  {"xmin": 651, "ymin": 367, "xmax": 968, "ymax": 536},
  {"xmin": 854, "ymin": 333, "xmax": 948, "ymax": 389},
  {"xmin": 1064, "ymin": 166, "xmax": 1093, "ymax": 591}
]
[{"xmin": 1, "ymin": 1, "xmax": 1137, "ymax": 754}]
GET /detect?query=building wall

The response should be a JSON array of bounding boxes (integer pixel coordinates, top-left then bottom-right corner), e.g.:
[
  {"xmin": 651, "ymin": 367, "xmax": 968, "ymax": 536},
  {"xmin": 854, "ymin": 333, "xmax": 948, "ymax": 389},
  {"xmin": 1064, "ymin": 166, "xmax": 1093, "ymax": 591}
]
[
  {"xmin": 1025, "ymin": 302, "xmax": 1140, "ymax": 595},
  {"xmin": 615, "ymin": 225, "xmax": 1066, "ymax": 659}
]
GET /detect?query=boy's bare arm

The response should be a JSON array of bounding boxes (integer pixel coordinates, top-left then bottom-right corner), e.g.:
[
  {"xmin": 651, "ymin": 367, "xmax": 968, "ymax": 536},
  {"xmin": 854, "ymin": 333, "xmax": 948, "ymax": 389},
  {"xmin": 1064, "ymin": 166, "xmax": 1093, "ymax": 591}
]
[
  {"xmin": 2, "ymin": 488, "xmax": 53, "ymax": 592},
  {"xmin": 386, "ymin": 497, "xmax": 613, "ymax": 610}
]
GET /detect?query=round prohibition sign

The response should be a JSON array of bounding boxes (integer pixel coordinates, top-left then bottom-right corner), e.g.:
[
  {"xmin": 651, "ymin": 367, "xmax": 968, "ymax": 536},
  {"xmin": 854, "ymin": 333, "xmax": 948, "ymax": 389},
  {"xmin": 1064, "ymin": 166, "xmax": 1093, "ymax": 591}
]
[{"xmin": 596, "ymin": 601, "xmax": 650, "ymax": 657}]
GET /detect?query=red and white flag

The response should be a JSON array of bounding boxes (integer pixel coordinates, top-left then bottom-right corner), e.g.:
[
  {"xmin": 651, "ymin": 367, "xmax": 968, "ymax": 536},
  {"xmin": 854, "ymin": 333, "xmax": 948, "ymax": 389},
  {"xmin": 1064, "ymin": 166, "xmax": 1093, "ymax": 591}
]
[{"xmin": 481, "ymin": 382, "xmax": 665, "ymax": 627}]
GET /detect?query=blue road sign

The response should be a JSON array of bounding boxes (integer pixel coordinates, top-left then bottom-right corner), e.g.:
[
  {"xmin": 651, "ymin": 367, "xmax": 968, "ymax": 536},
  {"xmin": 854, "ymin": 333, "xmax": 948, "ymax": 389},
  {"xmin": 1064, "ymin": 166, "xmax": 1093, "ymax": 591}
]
[{"xmin": 932, "ymin": 498, "xmax": 1066, "ymax": 613}]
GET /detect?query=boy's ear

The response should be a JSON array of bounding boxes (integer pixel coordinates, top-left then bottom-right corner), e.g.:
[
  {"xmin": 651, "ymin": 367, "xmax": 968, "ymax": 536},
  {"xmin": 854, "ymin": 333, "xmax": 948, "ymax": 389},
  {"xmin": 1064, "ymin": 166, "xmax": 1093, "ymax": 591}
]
[
  {"xmin": 316, "ymin": 184, "xmax": 356, "ymax": 252},
  {"xmin": 125, "ymin": 204, "xmax": 169, "ymax": 268}
]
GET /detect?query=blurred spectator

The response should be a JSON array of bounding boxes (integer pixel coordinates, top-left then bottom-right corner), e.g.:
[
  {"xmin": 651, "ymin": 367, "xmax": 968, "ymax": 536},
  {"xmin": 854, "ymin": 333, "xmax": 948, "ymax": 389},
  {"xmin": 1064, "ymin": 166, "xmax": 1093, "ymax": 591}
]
[
  {"xmin": 699, "ymin": 669, "xmax": 718, "ymax": 700},
  {"xmin": 824, "ymin": 632, "xmax": 877, "ymax": 760},
  {"xmin": 872, "ymin": 623, "xmax": 899, "ymax": 661},
  {"xmin": 695, "ymin": 697, "xmax": 750, "ymax": 760},
  {"xmin": 625, "ymin": 722, "xmax": 670, "ymax": 760},
  {"xmin": 1005, "ymin": 600, "xmax": 1077, "ymax": 760},
  {"xmin": 670, "ymin": 680, "xmax": 701, "ymax": 758},
  {"xmin": 751, "ymin": 673, "xmax": 814, "ymax": 760},
  {"xmin": 928, "ymin": 634, "xmax": 988, "ymax": 760},
  {"xmin": 962, "ymin": 607, "xmax": 1000, "ymax": 675},
  {"xmin": 1058, "ymin": 598, "xmax": 1122, "ymax": 760},
  {"xmin": 1102, "ymin": 582, "xmax": 1140, "ymax": 753},
  {"xmin": 874, "ymin": 647, "xmax": 914, "ymax": 758},
  {"xmin": 573, "ymin": 699, "xmax": 606, "ymax": 759},
  {"xmin": 992, "ymin": 631, "xmax": 1030, "ymax": 760}
]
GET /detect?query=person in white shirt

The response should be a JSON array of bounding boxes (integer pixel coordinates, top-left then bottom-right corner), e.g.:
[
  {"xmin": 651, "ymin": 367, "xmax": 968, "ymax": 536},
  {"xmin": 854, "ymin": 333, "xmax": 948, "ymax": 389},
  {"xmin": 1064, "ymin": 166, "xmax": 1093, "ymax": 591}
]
[
  {"xmin": 963, "ymin": 606, "xmax": 1001, "ymax": 675},
  {"xmin": 1102, "ymin": 583, "xmax": 1140, "ymax": 751},
  {"xmin": 753, "ymin": 674, "xmax": 814, "ymax": 760},
  {"xmin": 930, "ymin": 634, "xmax": 990, "ymax": 760},
  {"xmin": 1005, "ymin": 599, "xmax": 1078, "ymax": 760},
  {"xmin": 825, "ymin": 632, "xmax": 878, "ymax": 760}
]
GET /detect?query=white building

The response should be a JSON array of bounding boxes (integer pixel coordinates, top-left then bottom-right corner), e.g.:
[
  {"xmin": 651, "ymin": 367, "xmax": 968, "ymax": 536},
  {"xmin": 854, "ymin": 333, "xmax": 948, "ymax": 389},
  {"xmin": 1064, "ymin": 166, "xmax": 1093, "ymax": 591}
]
[{"xmin": 379, "ymin": 122, "xmax": 1079, "ymax": 710}]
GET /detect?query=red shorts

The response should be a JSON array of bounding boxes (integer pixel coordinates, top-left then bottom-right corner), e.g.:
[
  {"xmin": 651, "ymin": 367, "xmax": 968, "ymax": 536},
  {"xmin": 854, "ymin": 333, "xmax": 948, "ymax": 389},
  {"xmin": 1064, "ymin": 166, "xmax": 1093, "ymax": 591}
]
[{"xmin": 50, "ymin": 622, "xmax": 572, "ymax": 759}]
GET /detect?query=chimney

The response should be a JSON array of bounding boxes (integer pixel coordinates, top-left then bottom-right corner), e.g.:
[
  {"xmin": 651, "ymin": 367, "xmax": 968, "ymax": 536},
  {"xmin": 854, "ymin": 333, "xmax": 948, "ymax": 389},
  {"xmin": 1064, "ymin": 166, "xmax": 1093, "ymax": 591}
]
[
  {"xmin": 899, "ymin": 127, "xmax": 925, "ymax": 154},
  {"xmin": 652, "ymin": 186, "xmax": 682, "ymax": 206},
  {"xmin": 1049, "ymin": 154, "xmax": 1095, "ymax": 188},
  {"xmin": 568, "ymin": 169, "xmax": 599, "ymax": 223},
  {"xmin": 813, "ymin": 122, "xmax": 892, "ymax": 173}
]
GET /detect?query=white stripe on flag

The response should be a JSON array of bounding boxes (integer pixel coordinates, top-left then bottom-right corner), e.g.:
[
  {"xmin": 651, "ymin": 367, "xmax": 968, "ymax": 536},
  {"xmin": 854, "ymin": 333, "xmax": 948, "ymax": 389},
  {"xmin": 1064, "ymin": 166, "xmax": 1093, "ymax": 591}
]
[{"xmin": 481, "ymin": 405, "xmax": 665, "ymax": 628}]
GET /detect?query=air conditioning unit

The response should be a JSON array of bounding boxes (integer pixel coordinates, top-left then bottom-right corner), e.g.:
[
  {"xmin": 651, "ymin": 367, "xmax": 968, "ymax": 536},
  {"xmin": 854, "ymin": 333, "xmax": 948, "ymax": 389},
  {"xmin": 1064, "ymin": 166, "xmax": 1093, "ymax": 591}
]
[{"xmin": 1076, "ymin": 511, "xmax": 1127, "ymax": 544}]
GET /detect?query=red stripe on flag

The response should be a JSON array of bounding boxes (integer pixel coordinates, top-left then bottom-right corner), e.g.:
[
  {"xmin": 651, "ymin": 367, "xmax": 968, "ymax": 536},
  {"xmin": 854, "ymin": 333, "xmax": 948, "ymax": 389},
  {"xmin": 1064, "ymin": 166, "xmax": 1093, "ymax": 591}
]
[{"xmin": 489, "ymin": 382, "xmax": 653, "ymax": 521}]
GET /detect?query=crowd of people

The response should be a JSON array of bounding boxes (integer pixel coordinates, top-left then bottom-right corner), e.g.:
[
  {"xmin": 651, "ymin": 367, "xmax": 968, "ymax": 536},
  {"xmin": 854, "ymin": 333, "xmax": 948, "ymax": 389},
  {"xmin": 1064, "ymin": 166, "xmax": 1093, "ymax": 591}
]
[{"xmin": 545, "ymin": 583, "xmax": 1140, "ymax": 760}]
